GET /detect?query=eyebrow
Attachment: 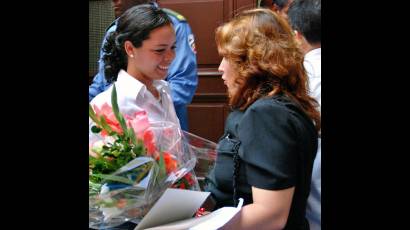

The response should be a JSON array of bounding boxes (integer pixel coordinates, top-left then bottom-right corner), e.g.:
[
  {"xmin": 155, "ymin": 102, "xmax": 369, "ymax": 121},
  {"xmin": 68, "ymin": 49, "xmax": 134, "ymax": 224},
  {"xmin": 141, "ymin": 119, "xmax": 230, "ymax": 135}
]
[{"xmin": 155, "ymin": 42, "xmax": 177, "ymax": 47}]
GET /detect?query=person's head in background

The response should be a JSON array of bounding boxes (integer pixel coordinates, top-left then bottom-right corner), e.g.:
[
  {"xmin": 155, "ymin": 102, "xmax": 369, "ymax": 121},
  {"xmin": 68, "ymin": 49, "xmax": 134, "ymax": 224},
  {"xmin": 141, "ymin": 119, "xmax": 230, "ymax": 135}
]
[
  {"xmin": 103, "ymin": 4, "xmax": 176, "ymax": 86},
  {"xmin": 216, "ymin": 8, "xmax": 320, "ymax": 130},
  {"xmin": 259, "ymin": 0, "xmax": 293, "ymax": 19},
  {"xmin": 111, "ymin": 0, "xmax": 154, "ymax": 18},
  {"xmin": 288, "ymin": 0, "xmax": 321, "ymax": 53},
  {"xmin": 272, "ymin": 0, "xmax": 293, "ymax": 16}
]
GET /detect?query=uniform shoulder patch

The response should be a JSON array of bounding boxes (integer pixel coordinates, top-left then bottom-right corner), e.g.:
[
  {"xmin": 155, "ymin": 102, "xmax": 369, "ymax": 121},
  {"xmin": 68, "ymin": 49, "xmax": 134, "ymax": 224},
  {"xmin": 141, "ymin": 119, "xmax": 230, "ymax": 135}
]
[
  {"xmin": 163, "ymin": 8, "xmax": 186, "ymax": 22},
  {"xmin": 188, "ymin": 34, "xmax": 197, "ymax": 54}
]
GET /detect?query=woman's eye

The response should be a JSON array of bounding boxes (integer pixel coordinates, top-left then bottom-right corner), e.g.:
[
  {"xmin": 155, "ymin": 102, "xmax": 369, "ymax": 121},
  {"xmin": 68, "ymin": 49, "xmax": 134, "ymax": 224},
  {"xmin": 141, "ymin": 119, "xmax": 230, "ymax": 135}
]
[
  {"xmin": 171, "ymin": 45, "xmax": 177, "ymax": 50},
  {"xmin": 154, "ymin": 49, "xmax": 166, "ymax": 53}
]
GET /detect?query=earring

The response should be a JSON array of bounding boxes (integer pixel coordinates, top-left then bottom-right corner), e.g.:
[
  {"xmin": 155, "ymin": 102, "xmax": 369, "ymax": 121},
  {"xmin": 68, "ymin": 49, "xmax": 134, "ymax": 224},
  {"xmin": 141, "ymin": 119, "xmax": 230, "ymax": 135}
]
[{"xmin": 130, "ymin": 54, "xmax": 134, "ymax": 58}]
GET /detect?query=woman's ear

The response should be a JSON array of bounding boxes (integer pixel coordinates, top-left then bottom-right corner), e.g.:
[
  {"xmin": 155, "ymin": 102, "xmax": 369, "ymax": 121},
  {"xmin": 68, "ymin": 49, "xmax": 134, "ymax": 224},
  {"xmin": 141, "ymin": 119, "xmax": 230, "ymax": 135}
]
[
  {"xmin": 293, "ymin": 30, "xmax": 311, "ymax": 53},
  {"xmin": 124, "ymin": 41, "xmax": 135, "ymax": 58},
  {"xmin": 293, "ymin": 30, "xmax": 303, "ymax": 45},
  {"xmin": 294, "ymin": 30, "xmax": 301, "ymax": 39}
]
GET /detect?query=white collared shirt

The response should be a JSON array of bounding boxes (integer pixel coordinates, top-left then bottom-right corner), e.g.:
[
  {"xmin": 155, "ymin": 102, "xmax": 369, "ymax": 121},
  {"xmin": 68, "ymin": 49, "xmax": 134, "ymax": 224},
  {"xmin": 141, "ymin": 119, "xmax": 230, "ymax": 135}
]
[
  {"xmin": 304, "ymin": 48, "xmax": 321, "ymax": 107},
  {"xmin": 90, "ymin": 70, "xmax": 180, "ymax": 134},
  {"xmin": 304, "ymin": 48, "xmax": 321, "ymax": 230}
]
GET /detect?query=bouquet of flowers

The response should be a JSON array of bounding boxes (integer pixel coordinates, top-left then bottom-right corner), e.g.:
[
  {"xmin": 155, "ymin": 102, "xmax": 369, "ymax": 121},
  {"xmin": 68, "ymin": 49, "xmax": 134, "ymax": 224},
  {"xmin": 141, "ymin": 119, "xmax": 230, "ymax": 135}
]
[
  {"xmin": 181, "ymin": 131, "xmax": 217, "ymax": 189},
  {"xmin": 89, "ymin": 85, "xmax": 200, "ymax": 229}
]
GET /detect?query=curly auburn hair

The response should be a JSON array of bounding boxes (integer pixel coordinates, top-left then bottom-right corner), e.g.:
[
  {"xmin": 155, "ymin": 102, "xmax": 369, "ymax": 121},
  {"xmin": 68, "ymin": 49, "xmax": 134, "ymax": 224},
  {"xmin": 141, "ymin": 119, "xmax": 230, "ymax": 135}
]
[{"xmin": 215, "ymin": 8, "xmax": 320, "ymax": 131}]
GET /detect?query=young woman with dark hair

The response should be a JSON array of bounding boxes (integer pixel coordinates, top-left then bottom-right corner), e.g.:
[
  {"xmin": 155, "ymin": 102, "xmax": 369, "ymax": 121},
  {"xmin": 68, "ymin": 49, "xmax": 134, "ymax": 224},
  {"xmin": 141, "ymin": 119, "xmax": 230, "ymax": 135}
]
[{"xmin": 90, "ymin": 4, "xmax": 180, "ymax": 127}]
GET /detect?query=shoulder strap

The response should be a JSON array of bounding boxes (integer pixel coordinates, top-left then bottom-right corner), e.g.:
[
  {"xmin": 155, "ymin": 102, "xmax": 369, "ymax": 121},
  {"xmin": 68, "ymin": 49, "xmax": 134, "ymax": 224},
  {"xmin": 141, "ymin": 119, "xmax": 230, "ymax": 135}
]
[
  {"xmin": 232, "ymin": 151, "xmax": 241, "ymax": 207},
  {"xmin": 162, "ymin": 8, "xmax": 186, "ymax": 22},
  {"xmin": 228, "ymin": 134, "xmax": 241, "ymax": 207}
]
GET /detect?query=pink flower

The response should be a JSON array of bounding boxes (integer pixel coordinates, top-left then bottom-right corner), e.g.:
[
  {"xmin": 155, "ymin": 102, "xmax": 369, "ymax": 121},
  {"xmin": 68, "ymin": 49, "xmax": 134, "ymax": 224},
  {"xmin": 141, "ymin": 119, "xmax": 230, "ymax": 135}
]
[
  {"xmin": 143, "ymin": 130, "xmax": 157, "ymax": 156},
  {"xmin": 126, "ymin": 111, "xmax": 150, "ymax": 139},
  {"xmin": 155, "ymin": 152, "xmax": 178, "ymax": 174},
  {"xmin": 93, "ymin": 103, "xmax": 122, "ymax": 136}
]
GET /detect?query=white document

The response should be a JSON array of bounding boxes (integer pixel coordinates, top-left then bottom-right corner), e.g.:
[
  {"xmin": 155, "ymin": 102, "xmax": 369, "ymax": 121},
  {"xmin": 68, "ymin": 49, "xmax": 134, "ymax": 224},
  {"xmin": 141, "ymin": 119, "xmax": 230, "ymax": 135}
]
[
  {"xmin": 191, "ymin": 198, "xmax": 243, "ymax": 230},
  {"xmin": 144, "ymin": 198, "xmax": 244, "ymax": 230},
  {"xmin": 135, "ymin": 188, "xmax": 210, "ymax": 230}
]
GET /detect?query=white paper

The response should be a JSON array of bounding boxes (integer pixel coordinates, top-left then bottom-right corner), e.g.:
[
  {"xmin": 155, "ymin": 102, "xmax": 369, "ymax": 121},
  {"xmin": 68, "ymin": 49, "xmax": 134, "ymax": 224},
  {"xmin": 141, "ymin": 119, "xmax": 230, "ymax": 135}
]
[
  {"xmin": 134, "ymin": 188, "xmax": 210, "ymax": 230},
  {"xmin": 143, "ymin": 215, "xmax": 210, "ymax": 230},
  {"xmin": 143, "ymin": 198, "xmax": 244, "ymax": 230},
  {"xmin": 190, "ymin": 198, "xmax": 243, "ymax": 230}
]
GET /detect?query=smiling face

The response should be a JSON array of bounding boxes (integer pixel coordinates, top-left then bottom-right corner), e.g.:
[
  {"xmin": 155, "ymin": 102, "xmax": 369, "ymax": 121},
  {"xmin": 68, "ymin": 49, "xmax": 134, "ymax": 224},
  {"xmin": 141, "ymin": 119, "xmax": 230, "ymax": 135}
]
[
  {"xmin": 218, "ymin": 57, "xmax": 240, "ymax": 96},
  {"xmin": 126, "ymin": 25, "xmax": 176, "ymax": 84}
]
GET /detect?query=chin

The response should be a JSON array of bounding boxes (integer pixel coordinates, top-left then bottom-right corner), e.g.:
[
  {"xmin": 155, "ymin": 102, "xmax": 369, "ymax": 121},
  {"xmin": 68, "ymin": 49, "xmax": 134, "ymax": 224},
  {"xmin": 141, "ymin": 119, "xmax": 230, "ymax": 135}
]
[{"xmin": 154, "ymin": 72, "xmax": 168, "ymax": 80}]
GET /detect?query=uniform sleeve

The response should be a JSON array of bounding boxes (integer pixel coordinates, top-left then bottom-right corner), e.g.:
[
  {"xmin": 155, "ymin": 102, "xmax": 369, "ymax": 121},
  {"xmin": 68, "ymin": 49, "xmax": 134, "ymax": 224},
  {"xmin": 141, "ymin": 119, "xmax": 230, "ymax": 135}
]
[
  {"xmin": 89, "ymin": 26, "xmax": 115, "ymax": 102},
  {"xmin": 89, "ymin": 73, "xmax": 107, "ymax": 102},
  {"xmin": 166, "ymin": 20, "xmax": 198, "ymax": 107},
  {"xmin": 237, "ymin": 101, "xmax": 299, "ymax": 190}
]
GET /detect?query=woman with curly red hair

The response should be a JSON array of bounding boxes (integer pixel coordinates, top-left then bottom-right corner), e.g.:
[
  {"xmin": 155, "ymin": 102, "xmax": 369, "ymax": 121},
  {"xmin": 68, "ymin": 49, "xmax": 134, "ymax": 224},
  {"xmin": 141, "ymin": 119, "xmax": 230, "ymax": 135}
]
[{"xmin": 205, "ymin": 8, "xmax": 320, "ymax": 230}]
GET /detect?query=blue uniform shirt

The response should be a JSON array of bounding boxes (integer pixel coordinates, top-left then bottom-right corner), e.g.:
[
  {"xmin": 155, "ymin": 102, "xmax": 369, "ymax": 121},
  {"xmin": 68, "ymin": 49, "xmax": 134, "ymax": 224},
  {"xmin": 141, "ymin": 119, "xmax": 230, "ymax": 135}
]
[{"xmin": 89, "ymin": 9, "xmax": 198, "ymax": 131}]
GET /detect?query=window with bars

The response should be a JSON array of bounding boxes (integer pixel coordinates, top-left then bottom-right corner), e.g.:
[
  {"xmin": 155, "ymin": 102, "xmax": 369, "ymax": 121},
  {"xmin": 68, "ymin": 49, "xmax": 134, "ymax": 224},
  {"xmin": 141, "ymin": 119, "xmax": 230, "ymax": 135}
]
[{"xmin": 89, "ymin": 0, "xmax": 115, "ymax": 79}]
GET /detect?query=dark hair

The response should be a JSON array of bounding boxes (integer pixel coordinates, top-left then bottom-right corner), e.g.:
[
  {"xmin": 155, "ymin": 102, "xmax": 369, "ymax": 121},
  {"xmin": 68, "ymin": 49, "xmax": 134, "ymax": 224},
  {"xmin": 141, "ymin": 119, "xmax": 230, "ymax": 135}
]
[
  {"xmin": 288, "ymin": 0, "xmax": 321, "ymax": 44},
  {"xmin": 216, "ymin": 8, "xmax": 320, "ymax": 131},
  {"xmin": 103, "ymin": 4, "xmax": 172, "ymax": 83},
  {"xmin": 272, "ymin": 0, "xmax": 290, "ymax": 9}
]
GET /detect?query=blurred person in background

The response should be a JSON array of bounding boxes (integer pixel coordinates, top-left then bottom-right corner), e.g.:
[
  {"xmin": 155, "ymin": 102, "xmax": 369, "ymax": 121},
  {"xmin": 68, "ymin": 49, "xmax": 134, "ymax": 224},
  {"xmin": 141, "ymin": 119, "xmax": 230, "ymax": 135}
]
[{"xmin": 288, "ymin": 0, "xmax": 321, "ymax": 229}]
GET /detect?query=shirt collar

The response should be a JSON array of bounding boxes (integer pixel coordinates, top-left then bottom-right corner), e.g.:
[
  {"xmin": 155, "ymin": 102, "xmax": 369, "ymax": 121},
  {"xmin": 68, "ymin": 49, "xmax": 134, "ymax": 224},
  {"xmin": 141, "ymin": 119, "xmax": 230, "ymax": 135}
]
[
  {"xmin": 305, "ymin": 48, "xmax": 321, "ymax": 60},
  {"xmin": 115, "ymin": 69, "xmax": 169, "ymax": 99}
]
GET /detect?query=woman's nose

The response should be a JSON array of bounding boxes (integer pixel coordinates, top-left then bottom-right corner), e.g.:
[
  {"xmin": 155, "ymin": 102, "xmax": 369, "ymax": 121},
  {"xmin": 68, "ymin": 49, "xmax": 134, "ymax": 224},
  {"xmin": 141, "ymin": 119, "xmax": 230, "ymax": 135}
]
[{"xmin": 218, "ymin": 60, "xmax": 224, "ymax": 72}]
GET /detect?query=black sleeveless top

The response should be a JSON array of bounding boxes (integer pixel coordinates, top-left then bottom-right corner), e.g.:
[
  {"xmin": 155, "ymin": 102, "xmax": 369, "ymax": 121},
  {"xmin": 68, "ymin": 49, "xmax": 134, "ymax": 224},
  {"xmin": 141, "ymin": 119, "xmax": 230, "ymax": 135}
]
[{"xmin": 205, "ymin": 94, "xmax": 318, "ymax": 230}]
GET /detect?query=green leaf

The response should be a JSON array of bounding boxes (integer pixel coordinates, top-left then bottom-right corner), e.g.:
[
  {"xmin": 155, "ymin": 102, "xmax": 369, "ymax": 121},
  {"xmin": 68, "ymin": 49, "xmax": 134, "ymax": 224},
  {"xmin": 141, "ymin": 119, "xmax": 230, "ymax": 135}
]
[
  {"xmin": 89, "ymin": 180, "xmax": 102, "ymax": 192},
  {"xmin": 111, "ymin": 84, "xmax": 128, "ymax": 137},
  {"xmin": 158, "ymin": 152, "xmax": 166, "ymax": 179},
  {"xmin": 128, "ymin": 126, "xmax": 138, "ymax": 147},
  {"xmin": 132, "ymin": 163, "xmax": 153, "ymax": 183},
  {"xmin": 89, "ymin": 104, "xmax": 101, "ymax": 126},
  {"xmin": 111, "ymin": 150, "xmax": 121, "ymax": 157},
  {"xmin": 99, "ymin": 116, "xmax": 113, "ymax": 134},
  {"xmin": 92, "ymin": 174, "xmax": 134, "ymax": 185},
  {"xmin": 132, "ymin": 142, "xmax": 145, "ymax": 157},
  {"xmin": 149, "ymin": 161, "xmax": 161, "ymax": 187},
  {"xmin": 94, "ymin": 199, "xmax": 116, "ymax": 207},
  {"xmin": 91, "ymin": 126, "xmax": 101, "ymax": 133}
]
